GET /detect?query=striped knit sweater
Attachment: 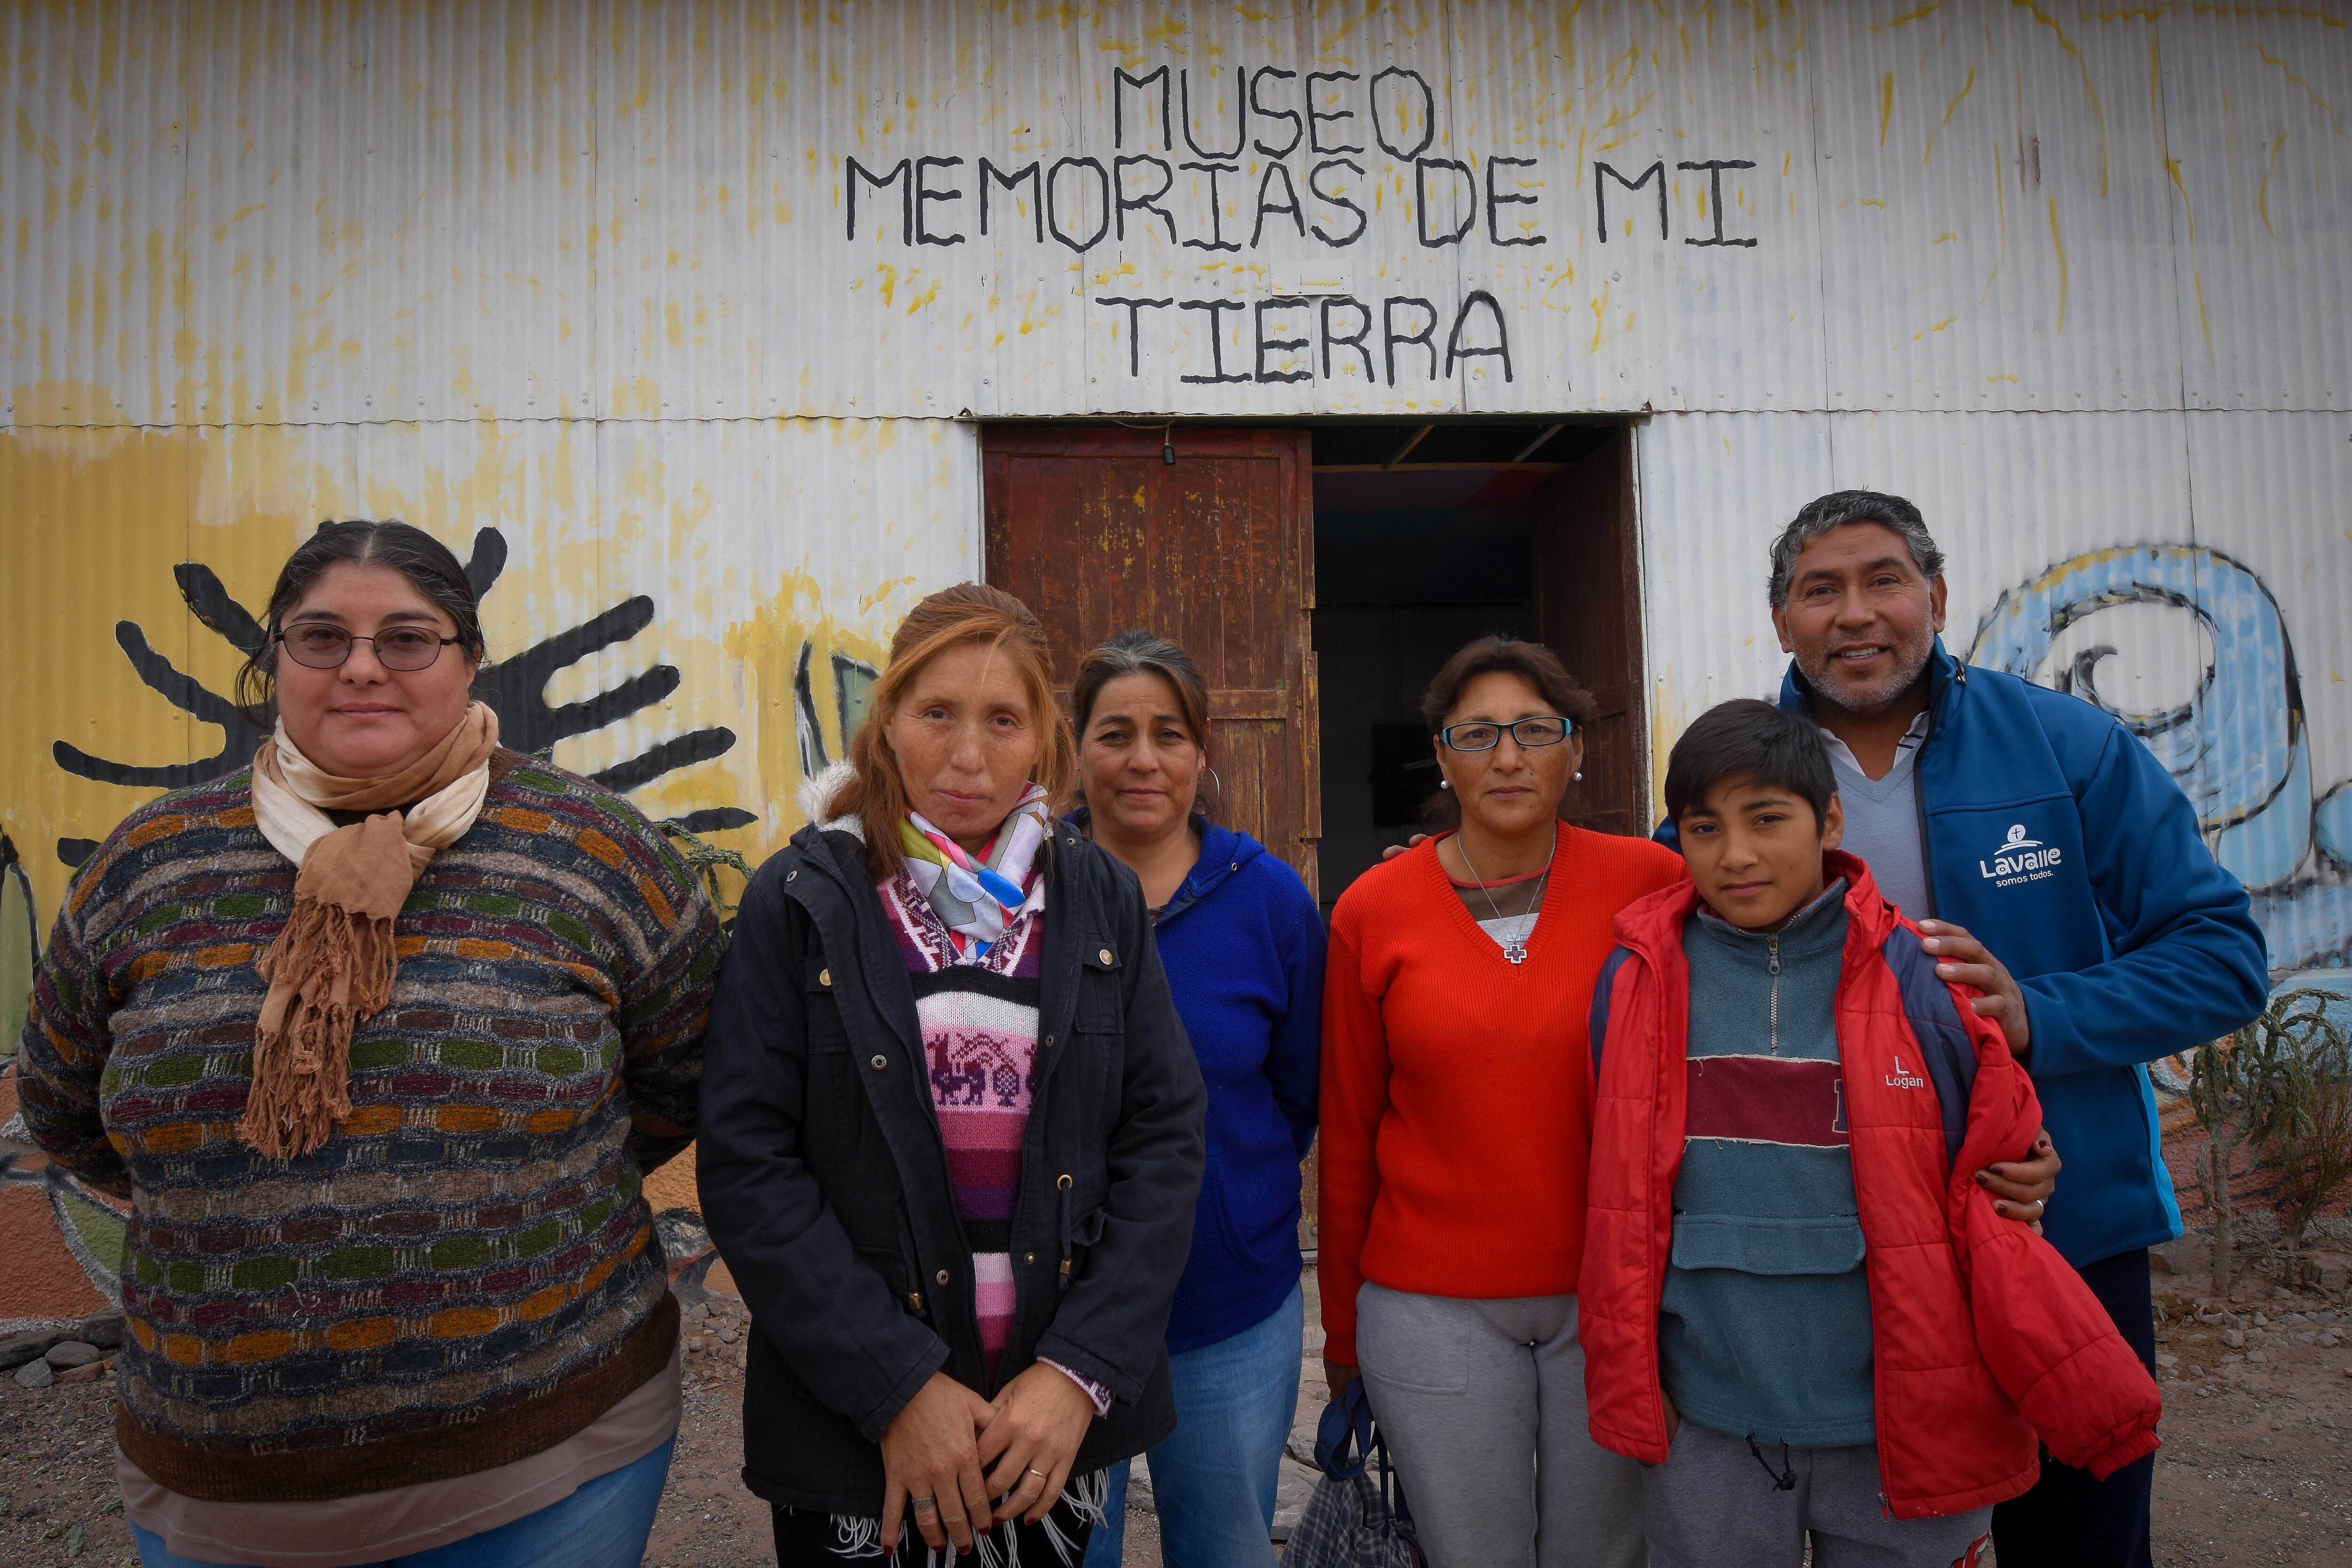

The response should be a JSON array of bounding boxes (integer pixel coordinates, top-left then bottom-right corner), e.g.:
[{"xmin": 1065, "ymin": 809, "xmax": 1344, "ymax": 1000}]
[
  {"xmin": 877, "ymin": 867, "xmax": 1044, "ymax": 1374},
  {"xmin": 16, "ymin": 752, "xmax": 717, "ymax": 1503}
]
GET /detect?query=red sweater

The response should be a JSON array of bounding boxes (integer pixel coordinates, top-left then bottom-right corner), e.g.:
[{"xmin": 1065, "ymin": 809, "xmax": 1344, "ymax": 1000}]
[{"xmin": 1317, "ymin": 825, "xmax": 1687, "ymax": 1364}]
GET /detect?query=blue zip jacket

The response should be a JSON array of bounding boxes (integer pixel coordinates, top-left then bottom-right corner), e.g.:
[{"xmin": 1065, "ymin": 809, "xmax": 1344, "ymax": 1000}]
[
  {"xmin": 1071, "ymin": 815, "xmax": 1324, "ymax": 1353},
  {"xmin": 1659, "ymin": 641, "xmax": 2269, "ymax": 1266}
]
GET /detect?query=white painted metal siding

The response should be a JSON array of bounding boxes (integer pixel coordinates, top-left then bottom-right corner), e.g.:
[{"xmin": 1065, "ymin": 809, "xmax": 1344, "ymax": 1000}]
[
  {"xmin": 6, "ymin": 1, "xmax": 2342, "ymax": 428},
  {"xmin": 3, "ymin": 0, "xmax": 2345, "ymax": 993}
]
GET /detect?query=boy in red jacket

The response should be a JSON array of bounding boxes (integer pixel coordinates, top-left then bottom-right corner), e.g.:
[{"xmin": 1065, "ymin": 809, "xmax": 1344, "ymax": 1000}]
[{"xmin": 1580, "ymin": 700, "xmax": 2160, "ymax": 1567}]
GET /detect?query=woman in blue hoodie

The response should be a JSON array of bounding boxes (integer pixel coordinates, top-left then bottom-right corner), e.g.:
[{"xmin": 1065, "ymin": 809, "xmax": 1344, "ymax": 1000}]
[{"xmin": 1071, "ymin": 630, "xmax": 1324, "ymax": 1568}]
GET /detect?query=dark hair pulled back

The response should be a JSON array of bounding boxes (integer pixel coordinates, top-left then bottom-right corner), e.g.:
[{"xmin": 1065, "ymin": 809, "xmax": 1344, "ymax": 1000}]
[
  {"xmin": 1418, "ymin": 635, "xmax": 1600, "ymax": 832},
  {"xmin": 235, "ymin": 520, "xmax": 486, "ymax": 723},
  {"xmin": 1071, "ymin": 629, "xmax": 1218, "ymax": 821}
]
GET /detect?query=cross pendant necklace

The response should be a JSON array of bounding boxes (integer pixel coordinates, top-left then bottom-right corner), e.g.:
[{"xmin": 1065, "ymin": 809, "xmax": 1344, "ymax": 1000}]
[{"xmin": 1456, "ymin": 836, "xmax": 1554, "ymax": 965}]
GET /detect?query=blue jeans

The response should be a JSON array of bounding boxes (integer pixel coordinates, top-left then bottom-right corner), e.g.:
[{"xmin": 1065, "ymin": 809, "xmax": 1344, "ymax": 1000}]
[
  {"xmin": 1085, "ymin": 1285, "xmax": 1303, "ymax": 1568},
  {"xmin": 133, "ymin": 1437, "xmax": 675, "ymax": 1568}
]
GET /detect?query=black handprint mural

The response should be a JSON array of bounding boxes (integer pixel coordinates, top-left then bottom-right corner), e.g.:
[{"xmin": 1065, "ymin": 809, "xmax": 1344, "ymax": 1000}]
[{"xmin": 52, "ymin": 526, "xmax": 754, "ymax": 866}]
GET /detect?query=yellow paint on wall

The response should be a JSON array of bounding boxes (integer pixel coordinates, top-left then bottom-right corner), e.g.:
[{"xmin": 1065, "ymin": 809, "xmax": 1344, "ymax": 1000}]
[
  {"xmin": 2048, "ymin": 195, "xmax": 2067, "ymax": 333},
  {"xmin": 721, "ymin": 581, "xmax": 891, "ymax": 837},
  {"xmin": 1, "ymin": 411, "xmax": 957, "ymax": 931}
]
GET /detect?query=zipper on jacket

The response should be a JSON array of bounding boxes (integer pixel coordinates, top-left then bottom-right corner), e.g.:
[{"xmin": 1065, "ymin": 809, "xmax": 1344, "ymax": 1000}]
[
  {"xmin": 1768, "ymin": 934, "xmax": 1782, "ymax": 1055},
  {"xmin": 1909, "ymin": 658, "xmax": 1952, "ymax": 919}
]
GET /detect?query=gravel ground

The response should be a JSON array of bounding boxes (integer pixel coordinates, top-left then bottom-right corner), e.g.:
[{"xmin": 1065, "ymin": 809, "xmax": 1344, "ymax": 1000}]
[
  {"xmin": 0, "ymin": 1374, "xmax": 138, "ymax": 1567},
  {"xmin": 8, "ymin": 1267, "xmax": 2346, "ymax": 1567},
  {"xmin": 2148, "ymin": 1274, "xmax": 2352, "ymax": 1566}
]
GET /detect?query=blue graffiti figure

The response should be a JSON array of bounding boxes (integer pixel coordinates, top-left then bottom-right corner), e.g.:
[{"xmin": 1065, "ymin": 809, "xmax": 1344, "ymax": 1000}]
[{"xmin": 1970, "ymin": 543, "xmax": 2352, "ymax": 987}]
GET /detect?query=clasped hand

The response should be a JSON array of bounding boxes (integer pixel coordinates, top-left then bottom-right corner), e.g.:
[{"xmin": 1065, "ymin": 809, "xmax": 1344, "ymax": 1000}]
[{"xmin": 879, "ymin": 1366, "xmax": 1096, "ymax": 1553}]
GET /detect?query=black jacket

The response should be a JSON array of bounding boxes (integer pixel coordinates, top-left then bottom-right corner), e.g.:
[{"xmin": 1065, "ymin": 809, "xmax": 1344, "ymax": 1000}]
[{"xmin": 696, "ymin": 818, "xmax": 1207, "ymax": 1514}]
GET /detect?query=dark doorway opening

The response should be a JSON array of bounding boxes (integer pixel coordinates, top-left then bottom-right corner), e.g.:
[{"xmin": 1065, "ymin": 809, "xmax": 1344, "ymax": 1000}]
[{"xmin": 1312, "ymin": 420, "xmax": 1647, "ymax": 909}]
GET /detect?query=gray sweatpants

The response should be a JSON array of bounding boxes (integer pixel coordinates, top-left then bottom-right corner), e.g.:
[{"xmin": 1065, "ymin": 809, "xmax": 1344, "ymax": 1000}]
[
  {"xmin": 1353, "ymin": 1282, "xmax": 1644, "ymax": 1568},
  {"xmin": 1643, "ymin": 1420, "xmax": 1992, "ymax": 1568}
]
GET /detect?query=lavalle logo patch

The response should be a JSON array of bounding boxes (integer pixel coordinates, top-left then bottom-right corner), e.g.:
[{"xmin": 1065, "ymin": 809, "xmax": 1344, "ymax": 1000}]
[{"xmin": 1979, "ymin": 822, "xmax": 2062, "ymax": 888}]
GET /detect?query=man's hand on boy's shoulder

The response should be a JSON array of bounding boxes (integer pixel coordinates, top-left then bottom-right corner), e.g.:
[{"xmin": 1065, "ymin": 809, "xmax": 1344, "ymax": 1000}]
[
  {"xmin": 1919, "ymin": 918, "xmax": 2032, "ymax": 1059},
  {"xmin": 1976, "ymin": 1129, "xmax": 2061, "ymax": 1233}
]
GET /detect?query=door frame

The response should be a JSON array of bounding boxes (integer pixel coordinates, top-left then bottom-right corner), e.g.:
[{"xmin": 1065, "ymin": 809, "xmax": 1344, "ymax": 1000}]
[{"xmin": 980, "ymin": 421, "xmax": 1321, "ymax": 891}]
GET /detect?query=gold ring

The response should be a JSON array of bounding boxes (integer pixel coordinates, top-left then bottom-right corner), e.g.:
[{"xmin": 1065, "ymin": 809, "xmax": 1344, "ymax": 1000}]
[{"xmin": 1027, "ymin": 1466, "xmax": 1048, "ymax": 1478}]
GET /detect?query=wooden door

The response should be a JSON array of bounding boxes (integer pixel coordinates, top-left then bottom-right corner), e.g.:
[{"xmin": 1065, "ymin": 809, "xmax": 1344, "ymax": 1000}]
[
  {"xmin": 982, "ymin": 425, "xmax": 1320, "ymax": 895},
  {"xmin": 1535, "ymin": 427, "xmax": 1650, "ymax": 837}
]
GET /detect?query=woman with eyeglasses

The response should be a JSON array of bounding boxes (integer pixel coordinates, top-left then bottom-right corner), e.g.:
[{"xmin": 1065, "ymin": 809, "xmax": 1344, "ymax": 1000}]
[
  {"xmin": 1316, "ymin": 637, "xmax": 1685, "ymax": 1568},
  {"xmin": 19, "ymin": 521, "xmax": 716, "ymax": 1568}
]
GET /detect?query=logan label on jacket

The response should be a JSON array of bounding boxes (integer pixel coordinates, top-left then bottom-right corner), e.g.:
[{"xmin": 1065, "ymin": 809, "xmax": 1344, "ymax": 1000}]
[
  {"xmin": 1885, "ymin": 1053, "xmax": 1926, "ymax": 1091},
  {"xmin": 1979, "ymin": 823, "xmax": 2062, "ymax": 888}
]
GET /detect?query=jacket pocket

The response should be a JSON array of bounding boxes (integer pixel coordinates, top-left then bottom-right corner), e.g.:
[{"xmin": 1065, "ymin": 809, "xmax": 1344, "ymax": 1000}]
[
  {"xmin": 1075, "ymin": 940, "xmax": 1125, "ymax": 1034},
  {"xmin": 1053, "ymin": 1173, "xmax": 1112, "ymax": 1292},
  {"xmin": 803, "ymin": 956, "xmax": 851, "ymax": 1053},
  {"xmin": 854, "ymin": 1243, "xmax": 931, "ymax": 1319},
  {"xmin": 1669, "ymin": 1214, "xmax": 1865, "ymax": 1275}
]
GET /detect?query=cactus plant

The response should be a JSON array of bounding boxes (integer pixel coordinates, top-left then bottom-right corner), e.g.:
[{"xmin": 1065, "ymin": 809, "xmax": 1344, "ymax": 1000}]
[
  {"xmin": 2189, "ymin": 994, "xmax": 2321, "ymax": 1300},
  {"xmin": 2263, "ymin": 995, "xmax": 2352, "ymax": 1254}
]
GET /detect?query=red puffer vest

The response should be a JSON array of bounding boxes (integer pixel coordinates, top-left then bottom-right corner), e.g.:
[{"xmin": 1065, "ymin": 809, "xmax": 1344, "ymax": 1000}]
[{"xmin": 1579, "ymin": 853, "xmax": 2161, "ymax": 1519}]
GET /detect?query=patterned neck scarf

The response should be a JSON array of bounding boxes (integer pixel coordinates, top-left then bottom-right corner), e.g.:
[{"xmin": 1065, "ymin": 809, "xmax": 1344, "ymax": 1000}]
[
  {"xmin": 246, "ymin": 704, "xmax": 501, "ymax": 1158},
  {"xmin": 898, "ymin": 784, "xmax": 1052, "ymax": 959}
]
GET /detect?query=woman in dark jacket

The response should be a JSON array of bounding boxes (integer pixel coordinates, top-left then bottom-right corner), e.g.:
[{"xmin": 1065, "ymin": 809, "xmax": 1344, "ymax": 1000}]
[{"xmin": 697, "ymin": 583, "xmax": 1207, "ymax": 1566}]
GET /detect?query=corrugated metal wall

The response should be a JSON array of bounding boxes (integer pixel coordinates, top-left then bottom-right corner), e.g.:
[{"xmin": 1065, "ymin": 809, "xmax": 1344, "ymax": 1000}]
[
  {"xmin": 2, "ymin": 0, "xmax": 2346, "ymax": 999},
  {"xmin": 1, "ymin": 415, "xmax": 977, "ymax": 921},
  {"xmin": 1639, "ymin": 408, "xmax": 2352, "ymax": 992},
  {"xmin": 8, "ymin": 0, "xmax": 2342, "ymax": 428}
]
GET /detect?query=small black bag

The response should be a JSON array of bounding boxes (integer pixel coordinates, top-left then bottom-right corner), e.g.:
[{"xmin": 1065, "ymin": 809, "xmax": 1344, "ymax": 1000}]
[{"xmin": 1278, "ymin": 1381, "xmax": 1425, "ymax": 1568}]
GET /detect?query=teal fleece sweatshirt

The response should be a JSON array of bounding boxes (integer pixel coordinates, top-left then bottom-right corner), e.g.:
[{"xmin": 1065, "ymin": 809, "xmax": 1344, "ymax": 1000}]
[{"xmin": 1658, "ymin": 881, "xmax": 1878, "ymax": 1449}]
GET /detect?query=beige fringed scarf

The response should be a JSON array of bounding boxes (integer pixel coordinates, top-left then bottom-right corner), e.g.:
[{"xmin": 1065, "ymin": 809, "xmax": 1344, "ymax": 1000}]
[{"xmin": 245, "ymin": 703, "xmax": 501, "ymax": 1157}]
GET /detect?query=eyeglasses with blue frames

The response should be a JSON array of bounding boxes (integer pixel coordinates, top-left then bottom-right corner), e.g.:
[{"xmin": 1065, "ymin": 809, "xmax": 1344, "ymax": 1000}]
[
  {"xmin": 1438, "ymin": 716, "xmax": 1575, "ymax": 752},
  {"xmin": 275, "ymin": 624, "xmax": 463, "ymax": 672}
]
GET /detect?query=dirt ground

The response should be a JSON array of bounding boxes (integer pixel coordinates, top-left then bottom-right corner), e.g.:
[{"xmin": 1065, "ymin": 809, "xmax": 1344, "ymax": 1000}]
[
  {"xmin": 2146, "ymin": 1266, "xmax": 2352, "ymax": 1567},
  {"xmin": 7, "ymin": 1264, "xmax": 2347, "ymax": 1568}
]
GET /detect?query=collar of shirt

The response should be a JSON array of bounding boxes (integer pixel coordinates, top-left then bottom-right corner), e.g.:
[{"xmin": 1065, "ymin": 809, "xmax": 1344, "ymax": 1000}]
[{"xmin": 1814, "ymin": 707, "xmax": 1929, "ymax": 774}]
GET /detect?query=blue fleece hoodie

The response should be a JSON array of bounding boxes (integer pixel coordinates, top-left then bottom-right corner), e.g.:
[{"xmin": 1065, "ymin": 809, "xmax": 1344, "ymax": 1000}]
[
  {"xmin": 1665, "ymin": 639, "xmax": 2269, "ymax": 1266},
  {"xmin": 1073, "ymin": 814, "xmax": 1324, "ymax": 1353}
]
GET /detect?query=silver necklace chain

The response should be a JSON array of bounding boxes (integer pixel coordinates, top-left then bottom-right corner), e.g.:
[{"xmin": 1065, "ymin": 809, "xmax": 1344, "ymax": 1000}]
[{"xmin": 1455, "ymin": 835, "xmax": 1555, "ymax": 964}]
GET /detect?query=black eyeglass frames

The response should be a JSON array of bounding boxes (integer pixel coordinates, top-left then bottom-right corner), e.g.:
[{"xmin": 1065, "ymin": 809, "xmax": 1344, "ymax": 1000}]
[
  {"xmin": 275, "ymin": 625, "xmax": 463, "ymax": 672},
  {"xmin": 1438, "ymin": 716, "xmax": 1575, "ymax": 752}
]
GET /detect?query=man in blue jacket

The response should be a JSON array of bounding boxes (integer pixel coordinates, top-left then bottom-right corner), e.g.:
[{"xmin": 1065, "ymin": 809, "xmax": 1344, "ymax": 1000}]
[{"xmin": 1748, "ymin": 490, "xmax": 2269, "ymax": 1567}]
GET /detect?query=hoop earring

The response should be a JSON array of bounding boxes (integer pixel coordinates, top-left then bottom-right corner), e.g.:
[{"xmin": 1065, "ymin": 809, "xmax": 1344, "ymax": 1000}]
[{"xmin": 1201, "ymin": 765, "xmax": 1224, "ymax": 815}]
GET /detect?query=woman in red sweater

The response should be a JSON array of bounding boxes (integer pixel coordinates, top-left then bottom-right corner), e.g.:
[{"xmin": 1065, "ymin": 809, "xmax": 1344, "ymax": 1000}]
[{"xmin": 1319, "ymin": 637, "xmax": 1685, "ymax": 1568}]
